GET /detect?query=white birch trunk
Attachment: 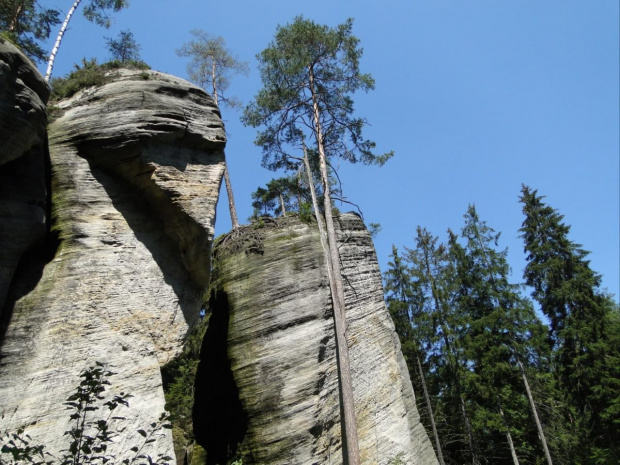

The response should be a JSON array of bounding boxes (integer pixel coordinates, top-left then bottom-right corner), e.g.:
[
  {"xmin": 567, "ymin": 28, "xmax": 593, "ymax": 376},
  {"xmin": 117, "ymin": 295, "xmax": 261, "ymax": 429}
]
[{"xmin": 46, "ymin": 0, "xmax": 82, "ymax": 82}]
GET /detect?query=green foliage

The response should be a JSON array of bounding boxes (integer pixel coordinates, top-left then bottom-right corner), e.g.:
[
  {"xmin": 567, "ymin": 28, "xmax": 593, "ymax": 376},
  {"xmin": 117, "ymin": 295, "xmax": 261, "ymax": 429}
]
[
  {"xmin": 298, "ymin": 201, "xmax": 313, "ymax": 224},
  {"xmin": 49, "ymin": 58, "xmax": 149, "ymax": 101},
  {"xmin": 383, "ymin": 197, "xmax": 600, "ymax": 464},
  {"xmin": 105, "ymin": 29, "xmax": 141, "ymax": 63},
  {"xmin": 368, "ymin": 222, "xmax": 382, "ymax": 238},
  {"xmin": 250, "ymin": 176, "xmax": 303, "ymax": 218},
  {"xmin": 161, "ymin": 320, "xmax": 208, "ymax": 458},
  {"xmin": 176, "ymin": 29, "xmax": 248, "ymax": 109},
  {"xmin": 243, "ymin": 16, "xmax": 393, "ymax": 171},
  {"xmin": 0, "ymin": 0, "xmax": 60, "ymax": 62},
  {"xmin": 520, "ymin": 185, "xmax": 620, "ymax": 463},
  {"xmin": 82, "ymin": 0, "xmax": 128, "ymax": 29},
  {"xmin": 0, "ymin": 363, "xmax": 173, "ymax": 465}
]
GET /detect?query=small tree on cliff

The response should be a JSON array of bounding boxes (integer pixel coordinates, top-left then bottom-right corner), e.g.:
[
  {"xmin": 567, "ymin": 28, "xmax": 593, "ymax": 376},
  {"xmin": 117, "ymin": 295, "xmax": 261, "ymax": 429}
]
[
  {"xmin": 177, "ymin": 30, "xmax": 249, "ymax": 230},
  {"xmin": 105, "ymin": 29, "xmax": 140, "ymax": 62},
  {"xmin": 45, "ymin": 0, "xmax": 128, "ymax": 81},
  {"xmin": 243, "ymin": 16, "xmax": 392, "ymax": 464}
]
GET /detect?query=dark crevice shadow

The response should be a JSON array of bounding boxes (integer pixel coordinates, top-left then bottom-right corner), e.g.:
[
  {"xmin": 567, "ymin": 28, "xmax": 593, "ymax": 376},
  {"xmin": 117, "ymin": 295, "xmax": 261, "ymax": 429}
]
[
  {"xmin": 0, "ymin": 137, "xmax": 58, "ymax": 348},
  {"xmin": 193, "ymin": 289, "xmax": 248, "ymax": 464}
]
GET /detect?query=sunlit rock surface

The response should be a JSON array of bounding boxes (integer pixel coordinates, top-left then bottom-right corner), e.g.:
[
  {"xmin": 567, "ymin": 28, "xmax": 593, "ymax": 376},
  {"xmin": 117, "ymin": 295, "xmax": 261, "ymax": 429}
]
[
  {"xmin": 0, "ymin": 67, "xmax": 225, "ymax": 462},
  {"xmin": 194, "ymin": 215, "xmax": 438, "ymax": 465}
]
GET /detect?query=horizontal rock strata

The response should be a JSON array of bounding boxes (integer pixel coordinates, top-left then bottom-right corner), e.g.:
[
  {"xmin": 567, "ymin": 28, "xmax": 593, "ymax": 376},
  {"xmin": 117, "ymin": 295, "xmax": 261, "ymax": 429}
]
[
  {"xmin": 0, "ymin": 67, "xmax": 225, "ymax": 462},
  {"xmin": 194, "ymin": 215, "xmax": 438, "ymax": 465}
]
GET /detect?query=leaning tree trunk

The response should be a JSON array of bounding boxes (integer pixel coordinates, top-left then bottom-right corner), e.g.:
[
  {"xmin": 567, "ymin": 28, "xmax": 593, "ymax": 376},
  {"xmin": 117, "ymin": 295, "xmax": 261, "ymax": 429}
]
[
  {"xmin": 46, "ymin": 0, "xmax": 81, "ymax": 81},
  {"xmin": 422, "ymin": 249, "xmax": 479, "ymax": 465},
  {"xmin": 8, "ymin": 3, "xmax": 23, "ymax": 31},
  {"xmin": 517, "ymin": 357, "xmax": 553, "ymax": 465},
  {"xmin": 309, "ymin": 67, "xmax": 360, "ymax": 465},
  {"xmin": 416, "ymin": 354, "xmax": 446, "ymax": 465},
  {"xmin": 211, "ymin": 85, "xmax": 239, "ymax": 230},
  {"xmin": 222, "ymin": 164, "xmax": 239, "ymax": 229},
  {"xmin": 498, "ymin": 402, "xmax": 520, "ymax": 465}
]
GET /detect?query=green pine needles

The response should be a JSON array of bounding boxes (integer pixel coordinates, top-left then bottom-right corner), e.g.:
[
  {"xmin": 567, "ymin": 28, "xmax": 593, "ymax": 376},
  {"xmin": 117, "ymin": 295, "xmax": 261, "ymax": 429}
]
[{"xmin": 385, "ymin": 187, "xmax": 620, "ymax": 465}]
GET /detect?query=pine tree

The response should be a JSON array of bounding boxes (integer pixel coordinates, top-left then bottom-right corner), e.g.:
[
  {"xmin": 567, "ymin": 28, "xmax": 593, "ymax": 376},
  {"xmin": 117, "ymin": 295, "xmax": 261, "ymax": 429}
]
[
  {"xmin": 177, "ymin": 30, "xmax": 249, "ymax": 230},
  {"xmin": 0, "ymin": 0, "xmax": 60, "ymax": 62},
  {"xmin": 384, "ymin": 246, "xmax": 445, "ymax": 465},
  {"xmin": 453, "ymin": 205, "xmax": 553, "ymax": 464},
  {"xmin": 243, "ymin": 18, "xmax": 392, "ymax": 463},
  {"xmin": 520, "ymin": 185, "xmax": 620, "ymax": 463},
  {"xmin": 405, "ymin": 228, "xmax": 478, "ymax": 464}
]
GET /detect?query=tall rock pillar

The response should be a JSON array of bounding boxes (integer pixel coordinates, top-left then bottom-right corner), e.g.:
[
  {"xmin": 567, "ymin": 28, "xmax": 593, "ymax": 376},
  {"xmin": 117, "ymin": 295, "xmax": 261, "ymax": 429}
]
[
  {"xmin": 194, "ymin": 215, "xmax": 438, "ymax": 465},
  {"xmin": 0, "ymin": 64, "xmax": 226, "ymax": 462}
]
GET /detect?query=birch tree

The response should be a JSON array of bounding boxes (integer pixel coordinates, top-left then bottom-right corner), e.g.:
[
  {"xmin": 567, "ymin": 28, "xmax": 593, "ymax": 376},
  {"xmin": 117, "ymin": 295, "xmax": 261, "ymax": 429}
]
[
  {"xmin": 243, "ymin": 17, "xmax": 392, "ymax": 465},
  {"xmin": 45, "ymin": 0, "xmax": 128, "ymax": 81}
]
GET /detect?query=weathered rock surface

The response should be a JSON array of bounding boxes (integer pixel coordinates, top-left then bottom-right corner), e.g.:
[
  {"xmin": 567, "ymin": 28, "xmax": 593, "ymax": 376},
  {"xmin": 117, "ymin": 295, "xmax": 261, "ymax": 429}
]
[
  {"xmin": 0, "ymin": 67, "xmax": 225, "ymax": 462},
  {"xmin": 194, "ymin": 215, "xmax": 438, "ymax": 465},
  {"xmin": 0, "ymin": 40, "xmax": 50, "ymax": 320}
]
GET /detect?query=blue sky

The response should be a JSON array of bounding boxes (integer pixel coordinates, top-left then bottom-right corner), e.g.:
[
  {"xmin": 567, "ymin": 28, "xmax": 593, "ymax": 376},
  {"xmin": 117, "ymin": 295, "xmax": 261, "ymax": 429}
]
[{"xmin": 38, "ymin": 0, "xmax": 619, "ymax": 302}]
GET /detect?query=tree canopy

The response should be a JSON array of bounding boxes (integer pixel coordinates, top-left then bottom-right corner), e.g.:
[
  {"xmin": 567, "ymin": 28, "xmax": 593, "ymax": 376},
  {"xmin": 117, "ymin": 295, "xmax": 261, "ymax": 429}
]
[
  {"xmin": 105, "ymin": 29, "xmax": 140, "ymax": 62},
  {"xmin": 176, "ymin": 30, "xmax": 248, "ymax": 109},
  {"xmin": 0, "ymin": 0, "xmax": 60, "ymax": 62},
  {"xmin": 242, "ymin": 16, "xmax": 392, "ymax": 171}
]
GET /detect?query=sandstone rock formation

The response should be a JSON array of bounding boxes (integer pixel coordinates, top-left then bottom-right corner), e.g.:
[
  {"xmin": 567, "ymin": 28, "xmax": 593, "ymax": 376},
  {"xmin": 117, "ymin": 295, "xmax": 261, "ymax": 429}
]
[
  {"xmin": 0, "ymin": 40, "xmax": 50, "ymax": 321},
  {"xmin": 194, "ymin": 215, "xmax": 438, "ymax": 465},
  {"xmin": 0, "ymin": 63, "xmax": 225, "ymax": 462}
]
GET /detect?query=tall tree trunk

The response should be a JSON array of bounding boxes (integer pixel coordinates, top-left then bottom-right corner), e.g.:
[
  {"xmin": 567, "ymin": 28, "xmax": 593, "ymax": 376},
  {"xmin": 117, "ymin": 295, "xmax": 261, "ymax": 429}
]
[
  {"xmin": 222, "ymin": 164, "xmax": 239, "ymax": 229},
  {"xmin": 459, "ymin": 394, "xmax": 480, "ymax": 465},
  {"xmin": 421, "ymin": 246, "xmax": 479, "ymax": 465},
  {"xmin": 309, "ymin": 67, "xmax": 360, "ymax": 465},
  {"xmin": 211, "ymin": 81, "xmax": 239, "ymax": 230},
  {"xmin": 498, "ymin": 402, "xmax": 520, "ymax": 465},
  {"xmin": 517, "ymin": 358, "xmax": 553, "ymax": 465},
  {"xmin": 46, "ymin": 0, "xmax": 81, "ymax": 81},
  {"xmin": 9, "ymin": 3, "xmax": 23, "ymax": 31},
  {"xmin": 211, "ymin": 58, "xmax": 218, "ymax": 104},
  {"xmin": 416, "ymin": 354, "xmax": 446, "ymax": 465},
  {"xmin": 278, "ymin": 192, "xmax": 286, "ymax": 217}
]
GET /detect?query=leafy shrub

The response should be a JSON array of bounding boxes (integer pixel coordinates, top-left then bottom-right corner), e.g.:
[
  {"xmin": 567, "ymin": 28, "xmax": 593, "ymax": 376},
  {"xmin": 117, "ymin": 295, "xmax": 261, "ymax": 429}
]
[{"xmin": 0, "ymin": 362, "xmax": 173, "ymax": 465}]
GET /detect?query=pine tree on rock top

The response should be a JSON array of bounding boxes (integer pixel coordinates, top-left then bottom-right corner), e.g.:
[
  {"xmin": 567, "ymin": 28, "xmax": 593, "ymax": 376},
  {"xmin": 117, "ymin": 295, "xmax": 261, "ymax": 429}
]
[
  {"xmin": 243, "ymin": 17, "xmax": 393, "ymax": 465},
  {"xmin": 520, "ymin": 185, "xmax": 620, "ymax": 463}
]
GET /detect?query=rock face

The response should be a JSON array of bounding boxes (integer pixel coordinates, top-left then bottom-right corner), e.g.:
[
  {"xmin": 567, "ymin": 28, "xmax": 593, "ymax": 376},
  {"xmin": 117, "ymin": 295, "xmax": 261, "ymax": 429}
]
[
  {"xmin": 0, "ymin": 40, "xmax": 50, "ymax": 321},
  {"xmin": 0, "ymin": 65, "xmax": 225, "ymax": 462},
  {"xmin": 194, "ymin": 215, "xmax": 438, "ymax": 465}
]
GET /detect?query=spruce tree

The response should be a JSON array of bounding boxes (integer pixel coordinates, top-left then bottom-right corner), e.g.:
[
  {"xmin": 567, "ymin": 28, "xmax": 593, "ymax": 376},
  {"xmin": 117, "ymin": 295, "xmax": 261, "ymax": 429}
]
[
  {"xmin": 453, "ymin": 205, "xmax": 553, "ymax": 464},
  {"xmin": 520, "ymin": 185, "xmax": 620, "ymax": 463},
  {"xmin": 384, "ymin": 246, "xmax": 445, "ymax": 465}
]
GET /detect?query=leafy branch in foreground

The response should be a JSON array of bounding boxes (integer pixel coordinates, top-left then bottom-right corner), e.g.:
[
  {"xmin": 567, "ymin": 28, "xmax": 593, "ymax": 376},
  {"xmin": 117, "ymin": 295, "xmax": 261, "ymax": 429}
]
[{"xmin": 0, "ymin": 363, "xmax": 173, "ymax": 465}]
